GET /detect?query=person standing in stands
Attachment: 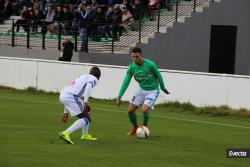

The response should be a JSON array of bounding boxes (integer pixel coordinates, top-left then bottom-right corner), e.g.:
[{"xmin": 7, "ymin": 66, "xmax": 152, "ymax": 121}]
[{"xmin": 77, "ymin": 4, "xmax": 95, "ymax": 52}]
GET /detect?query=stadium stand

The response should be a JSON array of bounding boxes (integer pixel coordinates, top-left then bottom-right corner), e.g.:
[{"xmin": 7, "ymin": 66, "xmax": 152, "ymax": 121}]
[{"xmin": 0, "ymin": 0, "xmax": 215, "ymax": 53}]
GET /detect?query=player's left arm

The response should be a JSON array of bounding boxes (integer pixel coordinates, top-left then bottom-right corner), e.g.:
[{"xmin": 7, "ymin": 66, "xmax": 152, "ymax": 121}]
[{"xmin": 151, "ymin": 62, "xmax": 170, "ymax": 94}]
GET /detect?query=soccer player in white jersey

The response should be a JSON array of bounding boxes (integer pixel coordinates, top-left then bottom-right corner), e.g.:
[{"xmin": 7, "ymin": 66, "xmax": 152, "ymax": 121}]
[{"xmin": 58, "ymin": 66, "xmax": 101, "ymax": 144}]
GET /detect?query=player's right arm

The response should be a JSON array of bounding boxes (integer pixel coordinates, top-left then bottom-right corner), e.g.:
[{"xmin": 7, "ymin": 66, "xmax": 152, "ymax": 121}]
[
  {"xmin": 117, "ymin": 64, "xmax": 133, "ymax": 105},
  {"xmin": 61, "ymin": 113, "xmax": 68, "ymax": 123}
]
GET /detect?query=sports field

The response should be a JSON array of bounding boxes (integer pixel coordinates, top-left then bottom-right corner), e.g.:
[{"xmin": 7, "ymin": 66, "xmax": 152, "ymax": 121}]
[{"xmin": 0, "ymin": 87, "xmax": 250, "ymax": 167}]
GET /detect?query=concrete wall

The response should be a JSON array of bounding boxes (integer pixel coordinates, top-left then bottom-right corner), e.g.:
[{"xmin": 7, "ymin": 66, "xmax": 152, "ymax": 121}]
[
  {"xmin": 0, "ymin": 47, "xmax": 80, "ymax": 62},
  {"xmin": 138, "ymin": 0, "xmax": 250, "ymax": 75},
  {"xmin": 79, "ymin": 52, "xmax": 130, "ymax": 66},
  {"xmin": 1, "ymin": 56, "xmax": 250, "ymax": 109},
  {"xmin": 0, "ymin": 46, "xmax": 132, "ymax": 65}
]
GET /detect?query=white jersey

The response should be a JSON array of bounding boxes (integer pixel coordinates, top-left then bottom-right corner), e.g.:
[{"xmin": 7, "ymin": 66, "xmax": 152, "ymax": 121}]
[{"xmin": 61, "ymin": 74, "xmax": 98, "ymax": 103}]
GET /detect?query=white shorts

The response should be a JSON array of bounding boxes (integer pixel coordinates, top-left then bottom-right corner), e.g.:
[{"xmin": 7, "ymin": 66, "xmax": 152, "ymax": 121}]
[
  {"xmin": 130, "ymin": 88, "xmax": 160, "ymax": 108},
  {"xmin": 59, "ymin": 92, "xmax": 84, "ymax": 116}
]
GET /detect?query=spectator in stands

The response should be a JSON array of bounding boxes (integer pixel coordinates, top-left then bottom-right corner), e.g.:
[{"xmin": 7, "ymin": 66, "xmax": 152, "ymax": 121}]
[
  {"xmin": 62, "ymin": 5, "xmax": 74, "ymax": 35},
  {"xmin": 121, "ymin": 0, "xmax": 133, "ymax": 14},
  {"xmin": 31, "ymin": 8, "xmax": 45, "ymax": 32},
  {"xmin": 48, "ymin": 5, "xmax": 64, "ymax": 34},
  {"xmin": 77, "ymin": 4, "xmax": 95, "ymax": 52},
  {"xmin": 133, "ymin": 0, "xmax": 144, "ymax": 21},
  {"xmin": 29, "ymin": 8, "xmax": 34, "ymax": 18},
  {"xmin": 0, "ymin": 0, "xmax": 13, "ymax": 20},
  {"xmin": 43, "ymin": 0, "xmax": 54, "ymax": 14},
  {"xmin": 104, "ymin": 5, "xmax": 114, "ymax": 38},
  {"xmin": 58, "ymin": 36, "xmax": 74, "ymax": 62},
  {"xmin": 17, "ymin": 0, "xmax": 32, "ymax": 15},
  {"xmin": 121, "ymin": 6, "xmax": 134, "ymax": 30},
  {"xmin": 15, "ymin": 5, "xmax": 31, "ymax": 32},
  {"xmin": 148, "ymin": 0, "xmax": 159, "ymax": 21},
  {"xmin": 91, "ymin": 0, "xmax": 99, "ymax": 12},
  {"xmin": 131, "ymin": 0, "xmax": 144, "ymax": 31},
  {"xmin": 77, "ymin": 0, "xmax": 86, "ymax": 13},
  {"xmin": 41, "ymin": 5, "xmax": 55, "ymax": 33},
  {"xmin": 54, "ymin": 0, "xmax": 63, "ymax": 8},
  {"xmin": 93, "ymin": 6, "xmax": 106, "ymax": 38},
  {"xmin": 111, "ymin": 5, "xmax": 122, "ymax": 41}
]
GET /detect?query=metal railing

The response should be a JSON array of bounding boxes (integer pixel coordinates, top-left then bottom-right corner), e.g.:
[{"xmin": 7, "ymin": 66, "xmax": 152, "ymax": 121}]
[{"xmin": 0, "ymin": 0, "xmax": 213, "ymax": 53}]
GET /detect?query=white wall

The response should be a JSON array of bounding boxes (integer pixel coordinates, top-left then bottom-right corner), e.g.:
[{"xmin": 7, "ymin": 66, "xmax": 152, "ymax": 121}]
[{"xmin": 1, "ymin": 57, "xmax": 250, "ymax": 109}]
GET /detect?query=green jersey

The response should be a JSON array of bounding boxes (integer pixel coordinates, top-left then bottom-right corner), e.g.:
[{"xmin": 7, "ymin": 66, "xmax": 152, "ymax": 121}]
[{"xmin": 118, "ymin": 58, "xmax": 166, "ymax": 99}]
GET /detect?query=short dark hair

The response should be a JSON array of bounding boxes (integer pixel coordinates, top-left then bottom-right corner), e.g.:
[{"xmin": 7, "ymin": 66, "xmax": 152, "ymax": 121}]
[
  {"xmin": 89, "ymin": 66, "xmax": 101, "ymax": 79},
  {"xmin": 131, "ymin": 47, "xmax": 142, "ymax": 54}
]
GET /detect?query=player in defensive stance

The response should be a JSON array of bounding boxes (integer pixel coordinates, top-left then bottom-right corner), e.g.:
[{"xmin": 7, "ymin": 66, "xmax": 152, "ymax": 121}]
[
  {"xmin": 117, "ymin": 47, "xmax": 170, "ymax": 136},
  {"xmin": 58, "ymin": 66, "xmax": 101, "ymax": 144}
]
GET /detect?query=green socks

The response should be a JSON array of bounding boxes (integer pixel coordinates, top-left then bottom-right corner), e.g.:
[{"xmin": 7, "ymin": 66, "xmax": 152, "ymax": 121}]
[
  {"xmin": 128, "ymin": 112, "xmax": 150, "ymax": 127},
  {"xmin": 128, "ymin": 112, "xmax": 137, "ymax": 127},
  {"xmin": 143, "ymin": 112, "xmax": 149, "ymax": 126}
]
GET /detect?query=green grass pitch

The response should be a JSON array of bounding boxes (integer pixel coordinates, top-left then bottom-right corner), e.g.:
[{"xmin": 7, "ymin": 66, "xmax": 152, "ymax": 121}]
[{"xmin": 0, "ymin": 87, "xmax": 250, "ymax": 167}]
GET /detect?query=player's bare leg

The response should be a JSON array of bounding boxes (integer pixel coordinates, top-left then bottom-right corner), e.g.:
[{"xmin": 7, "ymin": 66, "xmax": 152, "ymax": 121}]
[{"xmin": 127, "ymin": 103, "xmax": 138, "ymax": 136}]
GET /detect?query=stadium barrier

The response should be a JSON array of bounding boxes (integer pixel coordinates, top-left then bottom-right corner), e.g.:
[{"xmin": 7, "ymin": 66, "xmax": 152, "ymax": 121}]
[
  {"xmin": 0, "ymin": 56, "xmax": 250, "ymax": 109},
  {"xmin": 0, "ymin": 0, "xmax": 212, "ymax": 53}
]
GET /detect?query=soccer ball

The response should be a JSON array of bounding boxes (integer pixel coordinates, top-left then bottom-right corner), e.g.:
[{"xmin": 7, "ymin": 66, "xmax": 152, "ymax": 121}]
[{"xmin": 136, "ymin": 126, "xmax": 150, "ymax": 139}]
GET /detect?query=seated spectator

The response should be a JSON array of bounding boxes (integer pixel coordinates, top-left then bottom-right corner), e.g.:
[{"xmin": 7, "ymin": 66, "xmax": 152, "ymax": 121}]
[
  {"xmin": 0, "ymin": 0, "xmax": 13, "ymax": 20},
  {"xmin": 104, "ymin": 5, "xmax": 114, "ymax": 38},
  {"xmin": 15, "ymin": 6, "xmax": 31, "ymax": 32},
  {"xmin": 133, "ymin": 0, "xmax": 144, "ymax": 21},
  {"xmin": 47, "ymin": 5, "xmax": 64, "ymax": 34},
  {"xmin": 93, "ymin": 6, "xmax": 106, "ymax": 38},
  {"xmin": 41, "ymin": 5, "xmax": 55, "ymax": 33},
  {"xmin": 16, "ymin": 0, "xmax": 32, "ymax": 16},
  {"xmin": 62, "ymin": 5, "xmax": 74, "ymax": 35},
  {"xmin": 111, "ymin": 5, "xmax": 122, "ymax": 41},
  {"xmin": 54, "ymin": 0, "xmax": 63, "ymax": 8},
  {"xmin": 31, "ymin": 8, "xmax": 45, "ymax": 32},
  {"xmin": 58, "ymin": 36, "xmax": 74, "ymax": 62},
  {"xmin": 121, "ymin": 6, "xmax": 134, "ymax": 30},
  {"xmin": 32, "ymin": 0, "xmax": 42, "ymax": 12},
  {"xmin": 121, "ymin": 0, "xmax": 133, "ymax": 14},
  {"xmin": 43, "ymin": 0, "xmax": 54, "ymax": 14}
]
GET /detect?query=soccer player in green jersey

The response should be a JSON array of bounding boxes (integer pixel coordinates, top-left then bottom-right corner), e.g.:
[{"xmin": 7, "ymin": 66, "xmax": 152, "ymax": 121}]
[{"xmin": 117, "ymin": 47, "xmax": 170, "ymax": 136}]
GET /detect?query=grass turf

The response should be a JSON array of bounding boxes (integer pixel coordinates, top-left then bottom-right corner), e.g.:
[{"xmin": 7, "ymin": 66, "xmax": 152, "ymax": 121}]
[{"xmin": 0, "ymin": 87, "xmax": 250, "ymax": 167}]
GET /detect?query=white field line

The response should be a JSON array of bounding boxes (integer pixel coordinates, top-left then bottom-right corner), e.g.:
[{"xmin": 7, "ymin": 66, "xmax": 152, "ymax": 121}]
[{"xmin": 0, "ymin": 95, "xmax": 250, "ymax": 129}]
